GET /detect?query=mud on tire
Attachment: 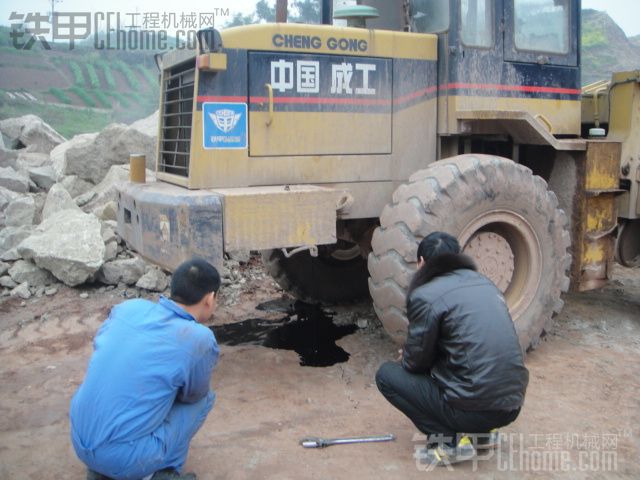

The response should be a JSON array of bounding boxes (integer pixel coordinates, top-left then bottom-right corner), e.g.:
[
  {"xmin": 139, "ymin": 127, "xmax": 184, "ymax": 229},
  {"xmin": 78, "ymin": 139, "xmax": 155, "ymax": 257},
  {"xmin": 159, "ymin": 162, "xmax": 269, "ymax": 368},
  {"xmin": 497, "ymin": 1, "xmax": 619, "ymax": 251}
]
[{"xmin": 368, "ymin": 154, "xmax": 571, "ymax": 350}]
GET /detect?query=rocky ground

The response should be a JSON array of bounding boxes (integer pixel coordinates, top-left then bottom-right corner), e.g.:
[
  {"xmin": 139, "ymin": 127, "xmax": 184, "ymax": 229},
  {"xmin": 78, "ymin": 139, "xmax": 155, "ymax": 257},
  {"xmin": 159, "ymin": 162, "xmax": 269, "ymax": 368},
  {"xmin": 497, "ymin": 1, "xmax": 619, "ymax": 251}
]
[{"xmin": 0, "ymin": 256, "xmax": 638, "ymax": 480}]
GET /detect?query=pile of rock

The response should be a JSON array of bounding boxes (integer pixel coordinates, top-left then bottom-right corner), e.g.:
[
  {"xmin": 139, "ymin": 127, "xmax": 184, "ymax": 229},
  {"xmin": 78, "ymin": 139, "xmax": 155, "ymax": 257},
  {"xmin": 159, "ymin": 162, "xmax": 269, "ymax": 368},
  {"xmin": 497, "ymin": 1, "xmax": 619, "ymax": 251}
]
[{"xmin": 0, "ymin": 112, "xmax": 170, "ymax": 300}]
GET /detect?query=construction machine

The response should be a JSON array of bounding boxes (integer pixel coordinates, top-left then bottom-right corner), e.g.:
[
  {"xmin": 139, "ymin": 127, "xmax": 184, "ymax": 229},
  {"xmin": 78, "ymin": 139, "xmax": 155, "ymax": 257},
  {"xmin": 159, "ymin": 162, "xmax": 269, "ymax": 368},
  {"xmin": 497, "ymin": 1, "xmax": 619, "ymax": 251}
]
[{"xmin": 117, "ymin": 0, "xmax": 636, "ymax": 351}]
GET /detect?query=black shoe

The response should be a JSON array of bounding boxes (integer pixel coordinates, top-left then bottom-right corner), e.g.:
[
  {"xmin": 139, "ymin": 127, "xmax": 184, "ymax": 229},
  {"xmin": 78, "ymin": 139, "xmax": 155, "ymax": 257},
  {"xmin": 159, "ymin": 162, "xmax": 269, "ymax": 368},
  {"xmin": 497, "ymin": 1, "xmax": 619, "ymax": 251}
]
[
  {"xmin": 87, "ymin": 469, "xmax": 114, "ymax": 480},
  {"xmin": 151, "ymin": 468, "xmax": 197, "ymax": 480}
]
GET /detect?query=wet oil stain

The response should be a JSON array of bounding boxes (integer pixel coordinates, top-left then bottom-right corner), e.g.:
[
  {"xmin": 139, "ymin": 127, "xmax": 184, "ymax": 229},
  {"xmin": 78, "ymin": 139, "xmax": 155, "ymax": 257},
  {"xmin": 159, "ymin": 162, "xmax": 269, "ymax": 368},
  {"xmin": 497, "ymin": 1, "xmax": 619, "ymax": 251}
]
[{"xmin": 212, "ymin": 299, "xmax": 358, "ymax": 367}]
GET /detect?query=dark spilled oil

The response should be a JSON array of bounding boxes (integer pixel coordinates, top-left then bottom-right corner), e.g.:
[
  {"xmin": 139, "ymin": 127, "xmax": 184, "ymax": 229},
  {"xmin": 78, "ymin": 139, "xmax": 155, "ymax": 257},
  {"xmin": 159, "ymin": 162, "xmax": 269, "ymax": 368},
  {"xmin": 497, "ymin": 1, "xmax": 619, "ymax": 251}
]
[{"xmin": 212, "ymin": 299, "xmax": 358, "ymax": 367}]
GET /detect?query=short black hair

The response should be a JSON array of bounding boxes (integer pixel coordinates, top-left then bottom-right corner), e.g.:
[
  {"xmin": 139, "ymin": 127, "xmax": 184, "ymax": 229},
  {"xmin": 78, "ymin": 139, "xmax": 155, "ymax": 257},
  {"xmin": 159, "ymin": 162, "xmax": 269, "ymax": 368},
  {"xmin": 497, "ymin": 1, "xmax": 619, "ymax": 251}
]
[
  {"xmin": 416, "ymin": 231, "xmax": 460, "ymax": 262},
  {"xmin": 170, "ymin": 257, "xmax": 221, "ymax": 305}
]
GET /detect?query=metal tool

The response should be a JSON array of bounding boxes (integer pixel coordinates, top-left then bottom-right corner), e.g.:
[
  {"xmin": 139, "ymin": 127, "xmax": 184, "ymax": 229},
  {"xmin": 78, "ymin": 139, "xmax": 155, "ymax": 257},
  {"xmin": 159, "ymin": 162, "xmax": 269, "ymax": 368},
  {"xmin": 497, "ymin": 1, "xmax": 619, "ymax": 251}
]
[{"xmin": 300, "ymin": 433, "xmax": 395, "ymax": 448}]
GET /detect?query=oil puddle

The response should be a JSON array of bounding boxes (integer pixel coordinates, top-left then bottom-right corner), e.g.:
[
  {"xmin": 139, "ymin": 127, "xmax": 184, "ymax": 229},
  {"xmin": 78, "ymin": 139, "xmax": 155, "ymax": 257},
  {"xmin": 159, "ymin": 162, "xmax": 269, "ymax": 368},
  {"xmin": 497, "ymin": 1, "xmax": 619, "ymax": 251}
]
[{"xmin": 213, "ymin": 299, "xmax": 358, "ymax": 367}]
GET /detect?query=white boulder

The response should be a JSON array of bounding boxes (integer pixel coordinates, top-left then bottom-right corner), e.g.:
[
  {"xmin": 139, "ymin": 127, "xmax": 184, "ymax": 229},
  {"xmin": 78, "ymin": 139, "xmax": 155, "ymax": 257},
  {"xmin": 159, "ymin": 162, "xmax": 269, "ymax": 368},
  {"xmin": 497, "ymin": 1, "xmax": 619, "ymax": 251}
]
[
  {"xmin": 5, "ymin": 195, "xmax": 36, "ymax": 227},
  {"xmin": 8, "ymin": 259, "xmax": 55, "ymax": 287},
  {"xmin": 0, "ymin": 115, "xmax": 66, "ymax": 154},
  {"xmin": 42, "ymin": 183, "xmax": 81, "ymax": 220},
  {"xmin": 17, "ymin": 210, "xmax": 105, "ymax": 286},
  {"xmin": 136, "ymin": 268, "xmax": 169, "ymax": 292},
  {"xmin": 98, "ymin": 256, "xmax": 147, "ymax": 285},
  {"xmin": 51, "ymin": 122, "xmax": 155, "ymax": 184},
  {"xmin": 0, "ymin": 166, "xmax": 30, "ymax": 193},
  {"xmin": 27, "ymin": 165, "xmax": 57, "ymax": 191}
]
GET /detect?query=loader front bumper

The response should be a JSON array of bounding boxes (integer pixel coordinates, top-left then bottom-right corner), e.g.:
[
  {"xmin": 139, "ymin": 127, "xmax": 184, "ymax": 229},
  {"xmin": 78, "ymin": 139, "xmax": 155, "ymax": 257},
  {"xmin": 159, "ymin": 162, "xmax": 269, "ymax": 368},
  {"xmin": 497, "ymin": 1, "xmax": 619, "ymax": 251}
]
[{"xmin": 116, "ymin": 181, "xmax": 340, "ymax": 272}]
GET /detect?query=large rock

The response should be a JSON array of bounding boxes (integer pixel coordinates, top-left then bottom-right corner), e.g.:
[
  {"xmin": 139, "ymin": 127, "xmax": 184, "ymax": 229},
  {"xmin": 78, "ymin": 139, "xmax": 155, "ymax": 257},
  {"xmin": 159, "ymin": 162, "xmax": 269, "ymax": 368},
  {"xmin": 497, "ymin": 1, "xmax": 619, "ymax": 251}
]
[
  {"xmin": 93, "ymin": 200, "xmax": 117, "ymax": 221},
  {"xmin": 42, "ymin": 183, "xmax": 81, "ymax": 220},
  {"xmin": 51, "ymin": 123, "xmax": 155, "ymax": 184},
  {"xmin": 0, "ymin": 225, "xmax": 32, "ymax": 256},
  {"xmin": 101, "ymin": 223, "xmax": 118, "ymax": 261},
  {"xmin": 32, "ymin": 192, "xmax": 46, "ymax": 225},
  {"xmin": 5, "ymin": 195, "xmax": 35, "ymax": 226},
  {"xmin": 0, "ymin": 166, "xmax": 30, "ymax": 193},
  {"xmin": 50, "ymin": 133, "xmax": 97, "ymax": 181},
  {"xmin": 0, "ymin": 276, "xmax": 17, "ymax": 288},
  {"xmin": 80, "ymin": 164, "xmax": 155, "ymax": 213},
  {"xmin": 136, "ymin": 268, "xmax": 169, "ymax": 292},
  {"xmin": 16, "ymin": 152, "xmax": 49, "ymax": 170},
  {"xmin": 0, "ymin": 115, "xmax": 66, "ymax": 154},
  {"xmin": 8, "ymin": 259, "xmax": 55, "ymax": 287},
  {"xmin": 17, "ymin": 210, "xmax": 105, "ymax": 286},
  {"xmin": 59, "ymin": 175, "xmax": 94, "ymax": 198},
  {"xmin": 0, "ymin": 186, "xmax": 20, "ymax": 212},
  {"xmin": 28, "ymin": 164, "xmax": 57, "ymax": 191},
  {"xmin": 130, "ymin": 110, "xmax": 159, "ymax": 137},
  {"xmin": 0, "ymin": 148, "xmax": 19, "ymax": 169},
  {"xmin": 98, "ymin": 256, "xmax": 146, "ymax": 285},
  {"xmin": 10, "ymin": 282, "xmax": 31, "ymax": 299}
]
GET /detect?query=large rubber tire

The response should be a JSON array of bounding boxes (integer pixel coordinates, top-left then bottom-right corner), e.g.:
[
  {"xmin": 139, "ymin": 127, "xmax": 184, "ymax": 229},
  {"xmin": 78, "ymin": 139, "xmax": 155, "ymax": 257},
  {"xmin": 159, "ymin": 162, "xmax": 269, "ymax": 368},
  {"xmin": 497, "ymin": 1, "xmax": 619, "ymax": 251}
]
[
  {"xmin": 368, "ymin": 154, "xmax": 571, "ymax": 351},
  {"xmin": 615, "ymin": 219, "xmax": 640, "ymax": 267},
  {"xmin": 262, "ymin": 247, "xmax": 370, "ymax": 303}
]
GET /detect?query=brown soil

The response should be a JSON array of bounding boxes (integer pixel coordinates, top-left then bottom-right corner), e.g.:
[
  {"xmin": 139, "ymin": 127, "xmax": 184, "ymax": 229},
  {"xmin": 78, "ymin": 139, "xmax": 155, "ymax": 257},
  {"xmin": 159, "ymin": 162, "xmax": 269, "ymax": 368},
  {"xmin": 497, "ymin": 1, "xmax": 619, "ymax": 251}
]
[{"xmin": 0, "ymin": 261, "xmax": 638, "ymax": 479}]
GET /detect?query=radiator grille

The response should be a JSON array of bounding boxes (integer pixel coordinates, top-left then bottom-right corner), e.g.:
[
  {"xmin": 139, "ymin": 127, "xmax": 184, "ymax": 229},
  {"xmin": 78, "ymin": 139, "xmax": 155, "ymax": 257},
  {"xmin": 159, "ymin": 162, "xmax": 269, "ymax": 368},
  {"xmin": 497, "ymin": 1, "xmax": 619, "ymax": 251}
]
[{"xmin": 158, "ymin": 61, "xmax": 195, "ymax": 177}]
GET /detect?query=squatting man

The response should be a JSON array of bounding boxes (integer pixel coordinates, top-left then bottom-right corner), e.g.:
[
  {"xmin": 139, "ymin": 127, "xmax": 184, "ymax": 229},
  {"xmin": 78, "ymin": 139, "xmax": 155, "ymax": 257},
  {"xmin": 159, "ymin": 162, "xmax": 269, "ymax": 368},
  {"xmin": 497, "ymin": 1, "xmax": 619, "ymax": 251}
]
[{"xmin": 70, "ymin": 231, "xmax": 529, "ymax": 477}]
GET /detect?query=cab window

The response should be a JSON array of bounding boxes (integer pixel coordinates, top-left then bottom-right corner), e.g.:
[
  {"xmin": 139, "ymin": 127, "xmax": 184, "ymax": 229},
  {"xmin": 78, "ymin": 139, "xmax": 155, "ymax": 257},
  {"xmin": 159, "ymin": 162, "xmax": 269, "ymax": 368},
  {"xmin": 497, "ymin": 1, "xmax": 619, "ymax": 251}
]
[
  {"xmin": 410, "ymin": 0, "xmax": 450, "ymax": 33},
  {"xmin": 461, "ymin": 0, "xmax": 493, "ymax": 48},
  {"xmin": 514, "ymin": 0, "xmax": 569, "ymax": 54}
]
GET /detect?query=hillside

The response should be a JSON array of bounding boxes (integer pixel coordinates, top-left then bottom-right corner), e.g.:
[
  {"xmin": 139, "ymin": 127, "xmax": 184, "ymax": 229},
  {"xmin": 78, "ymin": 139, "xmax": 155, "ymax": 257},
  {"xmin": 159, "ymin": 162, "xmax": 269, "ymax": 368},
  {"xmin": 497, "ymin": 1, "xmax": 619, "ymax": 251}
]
[
  {"xmin": 0, "ymin": 26, "xmax": 159, "ymax": 138},
  {"xmin": 581, "ymin": 9, "xmax": 640, "ymax": 86}
]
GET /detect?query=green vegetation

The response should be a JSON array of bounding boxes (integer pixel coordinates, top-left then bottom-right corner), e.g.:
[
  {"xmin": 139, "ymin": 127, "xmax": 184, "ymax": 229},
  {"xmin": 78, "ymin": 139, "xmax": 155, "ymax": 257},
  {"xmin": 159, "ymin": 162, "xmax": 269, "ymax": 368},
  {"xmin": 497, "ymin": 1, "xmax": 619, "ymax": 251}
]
[
  {"xmin": 0, "ymin": 102, "xmax": 111, "ymax": 138},
  {"xmin": 0, "ymin": 62, "xmax": 50, "ymax": 71},
  {"xmin": 114, "ymin": 60, "xmax": 139, "ymax": 90},
  {"xmin": 92, "ymin": 90, "xmax": 111, "ymax": 108},
  {"xmin": 68, "ymin": 86, "xmax": 97, "ymax": 108},
  {"xmin": 86, "ymin": 63, "xmax": 101, "ymax": 88},
  {"xmin": 137, "ymin": 64, "xmax": 158, "ymax": 87},
  {"xmin": 97, "ymin": 60, "xmax": 117, "ymax": 89},
  {"xmin": 48, "ymin": 87, "xmax": 72, "ymax": 104},
  {"xmin": 105, "ymin": 91, "xmax": 131, "ymax": 108},
  {"xmin": 582, "ymin": 30, "xmax": 607, "ymax": 48},
  {"xmin": 69, "ymin": 61, "xmax": 86, "ymax": 86}
]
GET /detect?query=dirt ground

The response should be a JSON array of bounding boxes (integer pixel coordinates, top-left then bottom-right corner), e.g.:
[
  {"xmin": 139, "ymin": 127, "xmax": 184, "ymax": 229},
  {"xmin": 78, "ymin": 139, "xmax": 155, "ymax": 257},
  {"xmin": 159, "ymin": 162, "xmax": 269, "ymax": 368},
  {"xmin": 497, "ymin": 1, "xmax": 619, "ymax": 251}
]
[{"xmin": 0, "ymin": 259, "xmax": 638, "ymax": 479}]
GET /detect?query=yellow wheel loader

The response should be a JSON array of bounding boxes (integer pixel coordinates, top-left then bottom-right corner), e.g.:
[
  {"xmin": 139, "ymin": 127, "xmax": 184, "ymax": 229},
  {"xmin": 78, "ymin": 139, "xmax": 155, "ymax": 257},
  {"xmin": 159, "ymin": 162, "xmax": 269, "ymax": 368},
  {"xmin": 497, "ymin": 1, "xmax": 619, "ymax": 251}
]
[{"xmin": 117, "ymin": 0, "xmax": 636, "ymax": 351}]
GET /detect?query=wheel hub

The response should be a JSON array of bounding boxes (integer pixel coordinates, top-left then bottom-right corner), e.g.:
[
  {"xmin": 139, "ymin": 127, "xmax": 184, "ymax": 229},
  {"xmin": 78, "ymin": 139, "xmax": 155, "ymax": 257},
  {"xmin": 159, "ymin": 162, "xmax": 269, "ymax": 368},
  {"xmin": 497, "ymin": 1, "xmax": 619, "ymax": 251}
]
[{"xmin": 463, "ymin": 232, "xmax": 515, "ymax": 293}]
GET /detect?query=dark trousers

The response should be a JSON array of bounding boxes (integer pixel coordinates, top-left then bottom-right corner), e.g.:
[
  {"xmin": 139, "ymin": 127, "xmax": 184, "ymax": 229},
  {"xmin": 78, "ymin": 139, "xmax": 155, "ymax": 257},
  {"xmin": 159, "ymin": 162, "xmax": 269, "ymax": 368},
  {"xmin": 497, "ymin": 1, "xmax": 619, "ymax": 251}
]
[{"xmin": 376, "ymin": 361, "xmax": 520, "ymax": 442}]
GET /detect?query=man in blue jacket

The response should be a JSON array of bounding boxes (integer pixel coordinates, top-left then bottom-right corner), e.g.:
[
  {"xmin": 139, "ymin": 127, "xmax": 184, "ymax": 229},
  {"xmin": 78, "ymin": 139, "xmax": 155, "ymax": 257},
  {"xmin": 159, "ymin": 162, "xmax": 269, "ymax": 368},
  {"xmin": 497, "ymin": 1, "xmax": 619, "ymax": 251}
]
[
  {"xmin": 376, "ymin": 232, "xmax": 529, "ymax": 467},
  {"xmin": 70, "ymin": 257, "xmax": 221, "ymax": 480}
]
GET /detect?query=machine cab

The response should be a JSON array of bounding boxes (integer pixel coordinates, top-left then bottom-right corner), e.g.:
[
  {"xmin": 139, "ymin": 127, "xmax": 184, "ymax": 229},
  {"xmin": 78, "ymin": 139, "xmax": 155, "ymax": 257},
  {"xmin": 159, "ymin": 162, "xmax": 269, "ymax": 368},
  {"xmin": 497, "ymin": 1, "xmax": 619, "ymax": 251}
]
[{"xmin": 368, "ymin": 0, "xmax": 582, "ymax": 142}]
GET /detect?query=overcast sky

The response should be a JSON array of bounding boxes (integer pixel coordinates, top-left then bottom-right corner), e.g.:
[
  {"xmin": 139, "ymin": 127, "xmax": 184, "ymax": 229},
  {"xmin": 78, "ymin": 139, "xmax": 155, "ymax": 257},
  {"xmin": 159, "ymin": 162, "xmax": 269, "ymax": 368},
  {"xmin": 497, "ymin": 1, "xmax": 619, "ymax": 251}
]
[{"xmin": 1, "ymin": 0, "xmax": 639, "ymax": 37}]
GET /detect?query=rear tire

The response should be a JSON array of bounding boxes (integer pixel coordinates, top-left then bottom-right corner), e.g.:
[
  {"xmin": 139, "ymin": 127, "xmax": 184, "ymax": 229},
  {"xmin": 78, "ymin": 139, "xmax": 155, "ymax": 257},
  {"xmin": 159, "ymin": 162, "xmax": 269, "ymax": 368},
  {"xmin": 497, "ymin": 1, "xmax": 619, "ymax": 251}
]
[
  {"xmin": 262, "ymin": 245, "xmax": 369, "ymax": 303},
  {"xmin": 615, "ymin": 219, "xmax": 640, "ymax": 267},
  {"xmin": 368, "ymin": 154, "xmax": 571, "ymax": 350}
]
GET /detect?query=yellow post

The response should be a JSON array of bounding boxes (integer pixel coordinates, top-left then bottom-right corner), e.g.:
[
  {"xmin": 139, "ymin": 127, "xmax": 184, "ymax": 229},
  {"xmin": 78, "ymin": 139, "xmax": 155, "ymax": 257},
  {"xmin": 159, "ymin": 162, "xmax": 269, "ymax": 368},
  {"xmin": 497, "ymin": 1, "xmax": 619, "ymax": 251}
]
[{"xmin": 129, "ymin": 154, "xmax": 146, "ymax": 183}]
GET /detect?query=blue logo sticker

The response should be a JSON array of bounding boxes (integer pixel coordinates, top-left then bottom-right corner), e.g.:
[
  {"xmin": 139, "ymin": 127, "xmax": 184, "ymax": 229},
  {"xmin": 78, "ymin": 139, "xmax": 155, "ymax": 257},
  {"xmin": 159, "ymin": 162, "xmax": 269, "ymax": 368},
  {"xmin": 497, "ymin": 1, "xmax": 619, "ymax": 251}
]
[{"xmin": 203, "ymin": 102, "xmax": 247, "ymax": 149}]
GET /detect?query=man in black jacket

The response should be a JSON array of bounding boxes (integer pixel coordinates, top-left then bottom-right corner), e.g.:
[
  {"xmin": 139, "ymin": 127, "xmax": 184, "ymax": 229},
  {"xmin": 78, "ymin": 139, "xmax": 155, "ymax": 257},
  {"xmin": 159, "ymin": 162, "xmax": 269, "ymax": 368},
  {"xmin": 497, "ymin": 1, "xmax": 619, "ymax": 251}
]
[{"xmin": 375, "ymin": 231, "xmax": 529, "ymax": 467}]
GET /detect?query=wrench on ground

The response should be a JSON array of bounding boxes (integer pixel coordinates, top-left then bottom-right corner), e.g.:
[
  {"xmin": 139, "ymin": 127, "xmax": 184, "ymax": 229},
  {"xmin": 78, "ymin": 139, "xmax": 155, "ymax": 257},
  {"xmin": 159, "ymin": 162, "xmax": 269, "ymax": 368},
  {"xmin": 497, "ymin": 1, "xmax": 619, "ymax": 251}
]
[{"xmin": 300, "ymin": 434, "xmax": 396, "ymax": 448}]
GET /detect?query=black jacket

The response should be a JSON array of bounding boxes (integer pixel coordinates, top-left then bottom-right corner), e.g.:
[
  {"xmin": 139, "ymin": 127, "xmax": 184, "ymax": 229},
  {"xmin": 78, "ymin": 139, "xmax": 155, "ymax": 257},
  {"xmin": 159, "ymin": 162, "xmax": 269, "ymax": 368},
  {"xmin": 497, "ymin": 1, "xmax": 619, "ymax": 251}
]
[{"xmin": 402, "ymin": 253, "xmax": 529, "ymax": 412}]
